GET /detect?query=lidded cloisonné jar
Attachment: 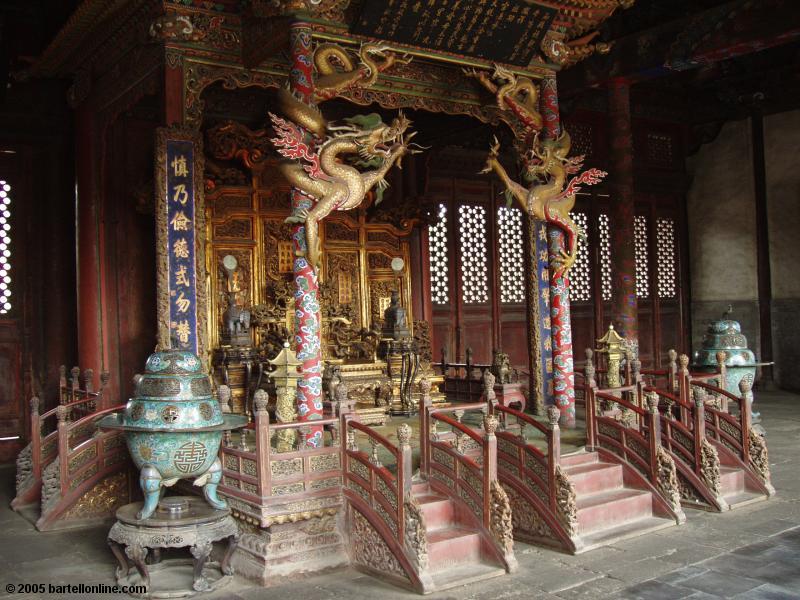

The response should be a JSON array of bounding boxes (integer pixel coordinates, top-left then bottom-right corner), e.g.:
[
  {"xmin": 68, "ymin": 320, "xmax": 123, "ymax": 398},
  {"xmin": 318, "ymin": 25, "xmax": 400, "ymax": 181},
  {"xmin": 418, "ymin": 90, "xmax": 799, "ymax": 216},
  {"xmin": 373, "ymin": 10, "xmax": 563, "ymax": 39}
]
[
  {"xmin": 692, "ymin": 310, "xmax": 770, "ymax": 412},
  {"xmin": 100, "ymin": 349, "xmax": 247, "ymax": 520}
]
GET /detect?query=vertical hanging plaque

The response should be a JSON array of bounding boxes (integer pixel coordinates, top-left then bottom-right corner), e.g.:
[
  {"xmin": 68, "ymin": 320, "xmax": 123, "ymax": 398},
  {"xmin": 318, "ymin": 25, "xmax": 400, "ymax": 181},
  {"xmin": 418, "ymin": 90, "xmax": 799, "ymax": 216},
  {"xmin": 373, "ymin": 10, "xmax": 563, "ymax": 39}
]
[{"xmin": 155, "ymin": 129, "xmax": 207, "ymax": 358}]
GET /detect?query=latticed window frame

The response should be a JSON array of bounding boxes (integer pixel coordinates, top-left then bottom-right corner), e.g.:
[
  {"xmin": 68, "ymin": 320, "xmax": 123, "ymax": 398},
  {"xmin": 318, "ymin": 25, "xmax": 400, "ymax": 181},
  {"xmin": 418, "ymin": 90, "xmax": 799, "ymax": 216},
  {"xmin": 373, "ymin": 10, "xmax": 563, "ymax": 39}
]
[
  {"xmin": 457, "ymin": 203, "xmax": 490, "ymax": 305},
  {"xmin": 0, "ymin": 179, "xmax": 11, "ymax": 315},
  {"xmin": 428, "ymin": 203, "xmax": 450, "ymax": 305},
  {"xmin": 497, "ymin": 205, "xmax": 525, "ymax": 305},
  {"xmin": 634, "ymin": 214, "xmax": 650, "ymax": 299}
]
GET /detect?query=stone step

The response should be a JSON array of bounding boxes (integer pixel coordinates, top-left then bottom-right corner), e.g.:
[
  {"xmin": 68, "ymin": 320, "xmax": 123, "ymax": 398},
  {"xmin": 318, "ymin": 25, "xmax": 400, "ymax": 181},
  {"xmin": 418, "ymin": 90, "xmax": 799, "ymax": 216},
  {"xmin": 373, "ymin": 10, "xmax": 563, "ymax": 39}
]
[
  {"xmin": 428, "ymin": 561, "xmax": 506, "ymax": 592},
  {"xmin": 577, "ymin": 488, "xmax": 653, "ymax": 535},
  {"xmin": 719, "ymin": 466, "xmax": 745, "ymax": 496},
  {"xmin": 564, "ymin": 461, "xmax": 624, "ymax": 495},
  {"xmin": 416, "ymin": 495, "xmax": 455, "ymax": 531},
  {"xmin": 577, "ymin": 516, "xmax": 677, "ymax": 553},
  {"xmin": 560, "ymin": 451, "xmax": 599, "ymax": 468},
  {"xmin": 724, "ymin": 490, "xmax": 769, "ymax": 509},
  {"xmin": 412, "ymin": 481, "xmax": 430, "ymax": 495},
  {"xmin": 427, "ymin": 527, "xmax": 482, "ymax": 569}
]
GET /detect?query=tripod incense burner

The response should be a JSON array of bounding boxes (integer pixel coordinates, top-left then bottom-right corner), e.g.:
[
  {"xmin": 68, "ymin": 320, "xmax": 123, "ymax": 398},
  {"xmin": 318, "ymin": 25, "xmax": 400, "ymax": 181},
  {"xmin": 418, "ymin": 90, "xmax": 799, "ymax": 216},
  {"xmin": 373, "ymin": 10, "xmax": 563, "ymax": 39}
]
[{"xmin": 100, "ymin": 350, "xmax": 247, "ymax": 520}]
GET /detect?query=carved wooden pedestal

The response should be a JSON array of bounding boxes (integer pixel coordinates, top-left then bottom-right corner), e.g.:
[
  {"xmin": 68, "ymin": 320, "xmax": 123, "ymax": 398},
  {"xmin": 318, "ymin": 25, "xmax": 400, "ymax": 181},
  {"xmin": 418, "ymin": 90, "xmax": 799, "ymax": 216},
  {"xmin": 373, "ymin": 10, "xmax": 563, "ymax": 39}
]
[
  {"xmin": 107, "ymin": 497, "xmax": 239, "ymax": 598},
  {"xmin": 494, "ymin": 382, "xmax": 526, "ymax": 412},
  {"xmin": 230, "ymin": 513, "xmax": 348, "ymax": 585}
]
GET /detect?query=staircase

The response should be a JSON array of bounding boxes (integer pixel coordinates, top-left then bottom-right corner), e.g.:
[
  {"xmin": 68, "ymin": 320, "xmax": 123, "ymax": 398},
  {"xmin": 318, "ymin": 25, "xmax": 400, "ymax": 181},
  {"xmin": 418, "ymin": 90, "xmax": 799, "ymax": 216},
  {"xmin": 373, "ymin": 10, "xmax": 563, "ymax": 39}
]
[
  {"xmin": 412, "ymin": 480, "xmax": 506, "ymax": 591},
  {"xmin": 562, "ymin": 451, "xmax": 677, "ymax": 552}
]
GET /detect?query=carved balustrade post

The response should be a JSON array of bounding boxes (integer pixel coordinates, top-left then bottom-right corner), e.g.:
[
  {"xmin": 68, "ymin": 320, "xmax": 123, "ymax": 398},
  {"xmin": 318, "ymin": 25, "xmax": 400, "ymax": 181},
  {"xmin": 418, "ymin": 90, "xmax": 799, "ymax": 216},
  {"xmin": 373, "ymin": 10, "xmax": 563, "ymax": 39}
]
[
  {"xmin": 482, "ymin": 415, "xmax": 499, "ymax": 531},
  {"xmin": 668, "ymin": 349, "xmax": 678, "ymax": 393},
  {"xmin": 70, "ymin": 366, "xmax": 80, "ymax": 404},
  {"xmin": 58, "ymin": 366, "xmax": 67, "ymax": 404},
  {"xmin": 739, "ymin": 379, "xmax": 752, "ymax": 461},
  {"xmin": 55, "ymin": 405, "xmax": 70, "ymax": 497},
  {"xmin": 547, "ymin": 406, "xmax": 561, "ymax": 515},
  {"xmin": 716, "ymin": 351, "xmax": 728, "ymax": 391},
  {"xmin": 30, "ymin": 396, "xmax": 41, "ymax": 480},
  {"xmin": 218, "ymin": 384, "xmax": 232, "ymax": 414},
  {"xmin": 584, "ymin": 351, "xmax": 597, "ymax": 449},
  {"xmin": 692, "ymin": 388, "xmax": 707, "ymax": 478},
  {"xmin": 397, "ymin": 422, "xmax": 413, "ymax": 542},
  {"xmin": 253, "ymin": 390, "xmax": 270, "ymax": 497},
  {"xmin": 646, "ymin": 392, "xmax": 662, "ymax": 487},
  {"xmin": 678, "ymin": 354, "xmax": 691, "ymax": 424},
  {"xmin": 419, "ymin": 379, "xmax": 432, "ymax": 478}
]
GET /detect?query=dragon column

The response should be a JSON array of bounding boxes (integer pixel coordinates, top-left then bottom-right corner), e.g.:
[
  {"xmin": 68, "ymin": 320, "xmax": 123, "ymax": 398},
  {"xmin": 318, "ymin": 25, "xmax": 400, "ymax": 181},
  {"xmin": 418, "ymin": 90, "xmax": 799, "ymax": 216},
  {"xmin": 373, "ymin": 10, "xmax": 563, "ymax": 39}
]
[
  {"xmin": 288, "ymin": 23, "xmax": 324, "ymax": 444},
  {"xmin": 541, "ymin": 76, "xmax": 576, "ymax": 428}
]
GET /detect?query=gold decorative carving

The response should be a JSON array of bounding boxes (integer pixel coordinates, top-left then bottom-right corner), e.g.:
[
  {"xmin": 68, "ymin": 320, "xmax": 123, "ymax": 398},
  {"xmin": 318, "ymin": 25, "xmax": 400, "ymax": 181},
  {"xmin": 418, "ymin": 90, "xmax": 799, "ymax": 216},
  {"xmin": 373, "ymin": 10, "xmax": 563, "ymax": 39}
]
[
  {"xmin": 270, "ymin": 458, "xmax": 303, "ymax": 479},
  {"xmin": 489, "ymin": 480, "xmax": 514, "ymax": 556},
  {"xmin": 272, "ymin": 482, "xmax": 305, "ymax": 496},
  {"xmin": 310, "ymin": 453, "xmax": 340, "ymax": 473},
  {"xmin": 242, "ymin": 458, "xmax": 258, "ymax": 477},
  {"xmin": 404, "ymin": 492, "xmax": 428, "ymax": 570},
  {"xmin": 700, "ymin": 439, "xmax": 721, "ymax": 496},
  {"xmin": 350, "ymin": 508, "xmax": 407, "ymax": 579},
  {"xmin": 310, "ymin": 476, "xmax": 341, "ymax": 491},
  {"xmin": 504, "ymin": 481, "xmax": 553, "ymax": 539},
  {"xmin": 63, "ymin": 471, "xmax": 129, "ymax": 520},
  {"xmin": 214, "ymin": 218, "xmax": 252, "ymax": 239},
  {"xmin": 69, "ymin": 445, "xmax": 97, "ymax": 474},
  {"xmin": 748, "ymin": 429, "xmax": 771, "ymax": 486},
  {"xmin": 554, "ymin": 465, "xmax": 578, "ymax": 536},
  {"xmin": 656, "ymin": 447, "xmax": 682, "ymax": 513}
]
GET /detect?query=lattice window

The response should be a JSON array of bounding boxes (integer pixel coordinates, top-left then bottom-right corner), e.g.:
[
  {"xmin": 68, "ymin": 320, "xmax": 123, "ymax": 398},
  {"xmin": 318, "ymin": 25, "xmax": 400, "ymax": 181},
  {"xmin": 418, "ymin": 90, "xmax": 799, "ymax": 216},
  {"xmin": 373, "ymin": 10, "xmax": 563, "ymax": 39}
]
[
  {"xmin": 656, "ymin": 217, "xmax": 677, "ymax": 299},
  {"xmin": 458, "ymin": 204, "xmax": 489, "ymax": 304},
  {"xmin": 569, "ymin": 122, "xmax": 593, "ymax": 158},
  {"xmin": 0, "ymin": 181, "xmax": 10, "ymax": 314},
  {"xmin": 428, "ymin": 203, "xmax": 449, "ymax": 304},
  {"xmin": 599, "ymin": 213, "xmax": 612, "ymax": 302},
  {"xmin": 646, "ymin": 133, "xmax": 673, "ymax": 167},
  {"xmin": 569, "ymin": 211, "xmax": 591, "ymax": 301},
  {"xmin": 634, "ymin": 214, "xmax": 650, "ymax": 299},
  {"xmin": 278, "ymin": 241, "xmax": 293, "ymax": 273},
  {"xmin": 497, "ymin": 206, "xmax": 524, "ymax": 304}
]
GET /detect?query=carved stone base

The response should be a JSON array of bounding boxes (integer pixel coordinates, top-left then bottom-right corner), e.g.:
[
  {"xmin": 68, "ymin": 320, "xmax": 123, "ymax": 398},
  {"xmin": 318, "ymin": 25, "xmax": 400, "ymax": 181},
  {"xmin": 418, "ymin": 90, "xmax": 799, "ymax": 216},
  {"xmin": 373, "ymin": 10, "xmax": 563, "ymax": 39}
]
[{"xmin": 231, "ymin": 512, "xmax": 348, "ymax": 585}]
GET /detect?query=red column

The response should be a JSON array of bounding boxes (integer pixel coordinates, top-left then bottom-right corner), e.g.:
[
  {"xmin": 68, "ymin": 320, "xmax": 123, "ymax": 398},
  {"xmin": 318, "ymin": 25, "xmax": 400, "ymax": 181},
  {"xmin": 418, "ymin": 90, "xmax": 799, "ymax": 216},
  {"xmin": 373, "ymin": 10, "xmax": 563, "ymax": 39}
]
[
  {"xmin": 288, "ymin": 23, "xmax": 323, "ymax": 442},
  {"xmin": 608, "ymin": 80, "xmax": 637, "ymax": 341},
  {"xmin": 75, "ymin": 105, "xmax": 106, "ymax": 396},
  {"xmin": 541, "ymin": 76, "xmax": 576, "ymax": 428}
]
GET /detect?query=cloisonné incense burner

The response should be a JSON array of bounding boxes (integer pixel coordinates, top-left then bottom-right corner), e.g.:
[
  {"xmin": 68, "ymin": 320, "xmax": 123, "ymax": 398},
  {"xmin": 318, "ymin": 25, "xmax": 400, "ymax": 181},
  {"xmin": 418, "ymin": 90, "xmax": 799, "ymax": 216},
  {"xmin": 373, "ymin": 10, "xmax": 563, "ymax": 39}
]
[{"xmin": 100, "ymin": 350, "xmax": 247, "ymax": 520}]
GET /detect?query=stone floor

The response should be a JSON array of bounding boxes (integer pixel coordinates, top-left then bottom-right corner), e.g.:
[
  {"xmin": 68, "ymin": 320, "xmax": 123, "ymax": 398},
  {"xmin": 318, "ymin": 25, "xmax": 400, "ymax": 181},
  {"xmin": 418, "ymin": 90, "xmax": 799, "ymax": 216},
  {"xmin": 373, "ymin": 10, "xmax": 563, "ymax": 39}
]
[{"xmin": 1, "ymin": 391, "xmax": 799, "ymax": 599}]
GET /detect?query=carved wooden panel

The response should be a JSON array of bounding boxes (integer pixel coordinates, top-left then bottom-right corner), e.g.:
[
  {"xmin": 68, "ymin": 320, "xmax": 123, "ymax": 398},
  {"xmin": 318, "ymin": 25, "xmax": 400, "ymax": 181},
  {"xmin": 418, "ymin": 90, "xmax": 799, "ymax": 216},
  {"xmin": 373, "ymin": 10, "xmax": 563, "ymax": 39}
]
[
  {"xmin": 213, "ymin": 217, "xmax": 253, "ymax": 240},
  {"xmin": 369, "ymin": 278, "xmax": 400, "ymax": 330},
  {"xmin": 263, "ymin": 218, "xmax": 294, "ymax": 281},
  {"xmin": 326, "ymin": 252, "xmax": 362, "ymax": 330}
]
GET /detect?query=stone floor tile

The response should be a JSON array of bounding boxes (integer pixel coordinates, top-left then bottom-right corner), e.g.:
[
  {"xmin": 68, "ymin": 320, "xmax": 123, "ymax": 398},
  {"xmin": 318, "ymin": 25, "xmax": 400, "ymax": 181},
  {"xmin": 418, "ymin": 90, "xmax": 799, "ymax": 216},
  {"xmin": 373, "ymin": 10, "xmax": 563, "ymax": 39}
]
[
  {"xmin": 732, "ymin": 583, "xmax": 800, "ymax": 600},
  {"xmin": 618, "ymin": 579, "xmax": 696, "ymax": 600},
  {"xmin": 678, "ymin": 571, "xmax": 765, "ymax": 597}
]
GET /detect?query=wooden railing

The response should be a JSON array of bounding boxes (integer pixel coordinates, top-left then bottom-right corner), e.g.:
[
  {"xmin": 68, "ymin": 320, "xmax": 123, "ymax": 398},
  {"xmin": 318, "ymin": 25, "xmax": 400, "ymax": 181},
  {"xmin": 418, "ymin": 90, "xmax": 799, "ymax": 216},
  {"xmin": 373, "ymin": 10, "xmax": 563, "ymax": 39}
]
[
  {"xmin": 218, "ymin": 391, "xmax": 343, "ymax": 527},
  {"xmin": 13, "ymin": 369, "xmax": 110, "ymax": 511},
  {"xmin": 585, "ymin": 379, "xmax": 685, "ymax": 522},
  {"xmin": 34, "ymin": 403, "xmax": 129, "ymax": 530},
  {"xmin": 419, "ymin": 397, "xmax": 516, "ymax": 570}
]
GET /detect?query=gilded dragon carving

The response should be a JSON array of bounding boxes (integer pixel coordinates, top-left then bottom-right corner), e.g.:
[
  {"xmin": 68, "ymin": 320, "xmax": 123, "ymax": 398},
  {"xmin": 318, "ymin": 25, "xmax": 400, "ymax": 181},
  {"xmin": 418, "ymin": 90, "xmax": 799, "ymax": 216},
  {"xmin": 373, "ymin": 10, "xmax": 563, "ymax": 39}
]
[
  {"xmin": 270, "ymin": 105, "xmax": 420, "ymax": 269},
  {"xmin": 314, "ymin": 43, "xmax": 412, "ymax": 102},
  {"xmin": 480, "ymin": 132, "xmax": 606, "ymax": 275},
  {"xmin": 465, "ymin": 65, "xmax": 543, "ymax": 135}
]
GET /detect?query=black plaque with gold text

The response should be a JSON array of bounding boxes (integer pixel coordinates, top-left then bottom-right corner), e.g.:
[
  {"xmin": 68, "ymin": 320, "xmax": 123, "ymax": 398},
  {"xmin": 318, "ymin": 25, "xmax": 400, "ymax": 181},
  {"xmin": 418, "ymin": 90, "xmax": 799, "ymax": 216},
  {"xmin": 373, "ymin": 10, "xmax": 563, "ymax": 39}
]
[{"xmin": 352, "ymin": 0, "xmax": 557, "ymax": 66}]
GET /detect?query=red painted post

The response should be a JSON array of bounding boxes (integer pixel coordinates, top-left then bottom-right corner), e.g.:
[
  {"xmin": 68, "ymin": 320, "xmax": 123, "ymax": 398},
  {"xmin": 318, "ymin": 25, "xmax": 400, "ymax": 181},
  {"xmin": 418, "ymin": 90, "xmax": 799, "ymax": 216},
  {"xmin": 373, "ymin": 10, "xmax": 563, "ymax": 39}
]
[
  {"xmin": 482, "ymin": 414, "xmax": 499, "ymax": 530},
  {"xmin": 55, "ymin": 405, "xmax": 70, "ymax": 497},
  {"xmin": 678, "ymin": 354, "xmax": 691, "ymax": 425},
  {"xmin": 584, "ymin": 355, "xmax": 597, "ymax": 449},
  {"xmin": 254, "ymin": 390, "xmax": 270, "ymax": 498},
  {"xmin": 419, "ymin": 384, "xmax": 432, "ymax": 478},
  {"xmin": 739, "ymin": 379, "xmax": 752, "ymax": 462},
  {"xmin": 30, "ymin": 396, "xmax": 41, "ymax": 480},
  {"xmin": 692, "ymin": 391, "xmax": 706, "ymax": 478},
  {"xmin": 646, "ymin": 392, "xmax": 662, "ymax": 488},
  {"xmin": 287, "ymin": 23, "xmax": 323, "ymax": 443},
  {"xmin": 547, "ymin": 405, "xmax": 560, "ymax": 513}
]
